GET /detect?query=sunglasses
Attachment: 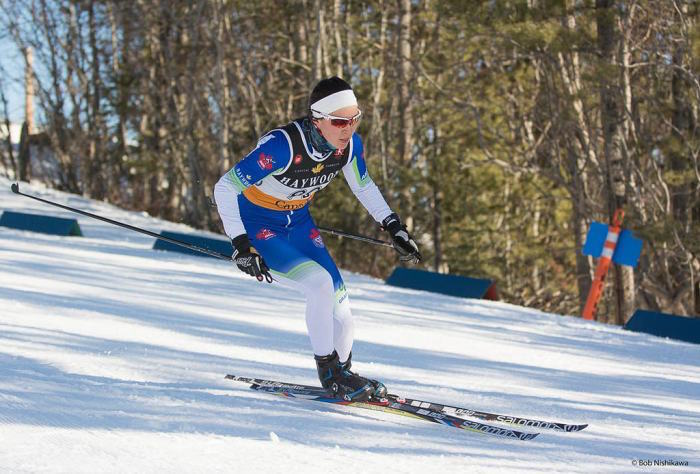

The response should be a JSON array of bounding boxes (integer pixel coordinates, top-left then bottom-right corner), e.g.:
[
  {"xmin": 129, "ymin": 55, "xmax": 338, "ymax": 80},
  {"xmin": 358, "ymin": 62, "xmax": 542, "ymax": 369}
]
[{"xmin": 311, "ymin": 109, "xmax": 363, "ymax": 128}]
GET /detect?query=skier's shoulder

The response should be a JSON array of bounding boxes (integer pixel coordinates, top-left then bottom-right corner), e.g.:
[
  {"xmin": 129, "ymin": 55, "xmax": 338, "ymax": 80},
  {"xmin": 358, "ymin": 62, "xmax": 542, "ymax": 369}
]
[
  {"xmin": 255, "ymin": 128, "xmax": 291, "ymax": 154},
  {"xmin": 249, "ymin": 125, "xmax": 296, "ymax": 166}
]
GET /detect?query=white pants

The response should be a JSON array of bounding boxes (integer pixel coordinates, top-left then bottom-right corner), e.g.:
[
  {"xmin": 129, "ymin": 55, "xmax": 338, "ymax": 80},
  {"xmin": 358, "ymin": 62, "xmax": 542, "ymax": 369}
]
[{"xmin": 275, "ymin": 263, "xmax": 354, "ymax": 361}]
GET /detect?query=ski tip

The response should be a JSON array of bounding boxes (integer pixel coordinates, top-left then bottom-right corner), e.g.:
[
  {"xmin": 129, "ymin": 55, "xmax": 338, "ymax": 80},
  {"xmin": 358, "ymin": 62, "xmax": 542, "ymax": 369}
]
[{"xmin": 11, "ymin": 182, "xmax": 19, "ymax": 194}]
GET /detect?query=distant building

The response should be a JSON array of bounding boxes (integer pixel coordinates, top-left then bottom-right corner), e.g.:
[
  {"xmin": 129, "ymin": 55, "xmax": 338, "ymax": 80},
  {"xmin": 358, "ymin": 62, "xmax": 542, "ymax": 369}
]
[
  {"xmin": 0, "ymin": 121, "xmax": 22, "ymax": 146},
  {"xmin": 0, "ymin": 121, "xmax": 55, "ymax": 182}
]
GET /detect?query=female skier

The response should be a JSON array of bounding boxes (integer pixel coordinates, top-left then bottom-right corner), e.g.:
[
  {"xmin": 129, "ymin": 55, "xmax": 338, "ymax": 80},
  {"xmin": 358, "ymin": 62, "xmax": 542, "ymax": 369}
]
[{"xmin": 214, "ymin": 77, "xmax": 420, "ymax": 401}]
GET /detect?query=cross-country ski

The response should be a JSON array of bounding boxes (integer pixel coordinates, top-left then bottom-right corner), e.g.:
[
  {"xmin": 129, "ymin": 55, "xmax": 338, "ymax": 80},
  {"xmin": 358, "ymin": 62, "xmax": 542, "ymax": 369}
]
[
  {"xmin": 226, "ymin": 374, "xmax": 587, "ymax": 435},
  {"xmin": 226, "ymin": 375, "xmax": 547, "ymax": 441}
]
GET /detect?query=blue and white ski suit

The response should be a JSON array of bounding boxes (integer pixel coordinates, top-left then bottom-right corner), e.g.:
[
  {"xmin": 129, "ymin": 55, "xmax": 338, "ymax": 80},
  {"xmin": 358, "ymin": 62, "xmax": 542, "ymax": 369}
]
[{"xmin": 214, "ymin": 117, "xmax": 394, "ymax": 360}]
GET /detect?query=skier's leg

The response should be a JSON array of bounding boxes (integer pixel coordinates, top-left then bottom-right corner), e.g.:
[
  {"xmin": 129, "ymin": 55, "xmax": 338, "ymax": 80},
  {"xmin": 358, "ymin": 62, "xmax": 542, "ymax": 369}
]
[
  {"xmin": 240, "ymin": 211, "xmax": 375, "ymax": 401},
  {"xmin": 332, "ymin": 290, "xmax": 354, "ymax": 362},
  {"xmin": 275, "ymin": 264, "xmax": 337, "ymax": 357},
  {"xmin": 247, "ymin": 228, "xmax": 337, "ymax": 357},
  {"xmin": 286, "ymin": 217, "xmax": 357, "ymax": 360},
  {"xmin": 333, "ymin": 294, "xmax": 386, "ymax": 398}
]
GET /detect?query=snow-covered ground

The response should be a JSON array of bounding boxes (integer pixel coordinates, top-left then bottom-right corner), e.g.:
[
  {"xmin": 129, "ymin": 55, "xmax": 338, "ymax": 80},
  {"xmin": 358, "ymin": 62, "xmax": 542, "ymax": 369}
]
[{"xmin": 0, "ymin": 177, "xmax": 698, "ymax": 473}]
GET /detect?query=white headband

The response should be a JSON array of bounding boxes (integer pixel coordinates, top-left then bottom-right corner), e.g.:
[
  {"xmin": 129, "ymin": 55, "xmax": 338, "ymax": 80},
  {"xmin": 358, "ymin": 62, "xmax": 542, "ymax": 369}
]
[{"xmin": 310, "ymin": 89, "xmax": 357, "ymax": 114}]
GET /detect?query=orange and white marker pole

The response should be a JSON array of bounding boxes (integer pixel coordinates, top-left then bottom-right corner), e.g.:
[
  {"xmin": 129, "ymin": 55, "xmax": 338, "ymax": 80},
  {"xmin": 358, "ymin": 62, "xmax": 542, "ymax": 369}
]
[{"xmin": 582, "ymin": 209, "xmax": 625, "ymax": 321}]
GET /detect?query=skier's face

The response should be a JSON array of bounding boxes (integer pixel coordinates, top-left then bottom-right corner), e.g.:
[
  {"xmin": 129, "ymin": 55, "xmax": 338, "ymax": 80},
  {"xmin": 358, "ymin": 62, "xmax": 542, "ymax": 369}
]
[{"xmin": 313, "ymin": 105, "xmax": 361, "ymax": 151}]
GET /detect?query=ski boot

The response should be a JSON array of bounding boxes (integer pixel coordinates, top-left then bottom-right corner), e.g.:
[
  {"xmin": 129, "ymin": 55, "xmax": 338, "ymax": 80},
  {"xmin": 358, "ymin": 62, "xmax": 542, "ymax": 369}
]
[
  {"xmin": 341, "ymin": 352, "xmax": 387, "ymax": 400},
  {"xmin": 315, "ymin": 351, "xmax": 373, "ymax": 402}
]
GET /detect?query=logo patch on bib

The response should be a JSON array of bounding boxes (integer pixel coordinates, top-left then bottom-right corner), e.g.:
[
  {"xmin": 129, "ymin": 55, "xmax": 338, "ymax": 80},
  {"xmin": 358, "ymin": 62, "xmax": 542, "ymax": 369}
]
[{"xmin": 310, "ymin": 228, "xmax": 324, "ymax": 248}]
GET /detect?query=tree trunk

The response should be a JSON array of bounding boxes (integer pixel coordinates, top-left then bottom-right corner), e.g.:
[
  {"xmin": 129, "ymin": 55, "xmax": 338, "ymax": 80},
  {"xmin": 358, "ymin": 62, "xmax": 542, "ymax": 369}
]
[
  {"xmin": 298, "ymin": 0, "xmax": 310, "ymax": 85},
  {"xmin": 332, "ymin": 0, "xmax": 344, "ymax": 77},
  {"xmin": 18, "ymin": 121, "xmax": 30, "ymax": 182},
  {"xmin": 396, "ymin": 0, "xmax": 414, "ymax": 224},
  {"xmin": 214, "ymin": 1, "xmax": 231, "ymax": 173},
  {"xmin": 24, "ymin": 47, "xmax": 34, "ymax": 135},
  {"xmin": 430, "ymin": 119, "xmax": 443, "ymax": 272},
  {"xmin": 0, "ymin": 85, "xmax": 16, "ymax": 178},
  {"xmin": 368, "ymin": 1, "xmax": 388, "ymax": 186},
  {"xmin": 596, "ymin": 0, "xmax": 635, "ymax": 324},
  {"xmin": 88, "ymin": 1, "xmax": 105, "ymax": 200},
  {"xmin": 312, "ymin": 0, "xmax": 329, "ymax": 81},
  {"xmin": 108, "ymin": 3, "xmax": 128, "ymax": 204}
]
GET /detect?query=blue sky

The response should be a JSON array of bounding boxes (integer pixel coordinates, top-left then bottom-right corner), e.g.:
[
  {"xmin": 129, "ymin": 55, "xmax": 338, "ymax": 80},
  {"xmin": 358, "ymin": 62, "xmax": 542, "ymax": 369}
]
[{"xmin": 1, "ymin": 36, "xmax": 28, "ymax": 123}]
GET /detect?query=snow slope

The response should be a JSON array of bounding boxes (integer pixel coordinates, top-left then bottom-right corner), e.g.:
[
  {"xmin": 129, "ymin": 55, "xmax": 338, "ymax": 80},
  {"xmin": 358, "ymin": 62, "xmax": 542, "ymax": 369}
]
[{"xmin": 0, "ymin": 177, "xmax": 698, "ymax": 473}]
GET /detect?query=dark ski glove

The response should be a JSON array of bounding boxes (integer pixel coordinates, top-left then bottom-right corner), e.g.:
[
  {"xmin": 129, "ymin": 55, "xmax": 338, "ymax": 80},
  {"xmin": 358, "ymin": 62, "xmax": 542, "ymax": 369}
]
[
  {"xmin": 231, "ymin": 234, "xmax": 273, "ymax": 283},
  {"xmin": 381, "ymin": 213, "xmax": 421, "ymax": 264}
]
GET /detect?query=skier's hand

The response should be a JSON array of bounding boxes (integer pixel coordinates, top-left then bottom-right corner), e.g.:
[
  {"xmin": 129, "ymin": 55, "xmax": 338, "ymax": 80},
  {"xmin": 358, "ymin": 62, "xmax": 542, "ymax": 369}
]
[
  {"xmin": 231, "ymin": 234, "xmax": 273, "ymax": 283},
  {"xmin": 381, "ymin": 213, "xmax": 421, "ymax": 264}
]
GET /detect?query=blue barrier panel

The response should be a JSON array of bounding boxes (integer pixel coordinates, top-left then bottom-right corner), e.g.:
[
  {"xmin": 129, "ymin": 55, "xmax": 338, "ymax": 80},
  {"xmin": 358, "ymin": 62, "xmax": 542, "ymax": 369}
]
[
  {"xmin": 153, "ymin": 231, "xmax": 232, "ymax": 259},
  {"xmin": 582, "ymin": 221, "xmax": 643, "ymax": 267},
  {"xmin": 385, "ymin": 267, "xmax": 498, "ymax": 300},
  {"xmin": 624, "ymin": 309, "xmax": 700, "ymax": 345},
  {"xmin": 0, "ymin": 211, "xmax": 82, "ymax": 236}
]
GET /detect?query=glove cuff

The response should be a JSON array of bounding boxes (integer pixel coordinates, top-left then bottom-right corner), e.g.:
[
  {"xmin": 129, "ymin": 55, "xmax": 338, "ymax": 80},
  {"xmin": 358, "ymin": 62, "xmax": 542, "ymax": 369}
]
[{"xmin": 381, "ymin": 213, "xmax": 402, "ymax": 234}]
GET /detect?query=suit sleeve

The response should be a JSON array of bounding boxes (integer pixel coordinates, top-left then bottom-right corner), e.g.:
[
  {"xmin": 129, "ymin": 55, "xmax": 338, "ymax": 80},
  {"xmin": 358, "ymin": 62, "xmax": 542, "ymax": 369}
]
[
  {"xmin": 341, "ymin": 134, "xmax": 393, "ymax": 224},
  {"xmin": 214, "ymin": 130, "xmax": 291, "ymax": 238}
]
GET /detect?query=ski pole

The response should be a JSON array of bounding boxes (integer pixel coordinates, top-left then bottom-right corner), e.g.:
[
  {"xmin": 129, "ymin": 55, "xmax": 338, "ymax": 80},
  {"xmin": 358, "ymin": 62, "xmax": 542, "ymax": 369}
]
[
  {"xmin": 10, "ymin": 182, "xmax": 234, "ymax": 262},
  {"xmin": 317, "ymin": 226, "xmax": 393, "ymax": 248}
]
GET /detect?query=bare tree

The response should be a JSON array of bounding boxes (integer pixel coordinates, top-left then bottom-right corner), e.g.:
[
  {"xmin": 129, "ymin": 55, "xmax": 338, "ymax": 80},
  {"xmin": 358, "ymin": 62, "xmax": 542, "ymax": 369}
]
[{"xmin": 0, "ymin": 71, "xmax": 17, "ymax": 178}]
